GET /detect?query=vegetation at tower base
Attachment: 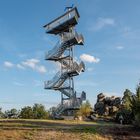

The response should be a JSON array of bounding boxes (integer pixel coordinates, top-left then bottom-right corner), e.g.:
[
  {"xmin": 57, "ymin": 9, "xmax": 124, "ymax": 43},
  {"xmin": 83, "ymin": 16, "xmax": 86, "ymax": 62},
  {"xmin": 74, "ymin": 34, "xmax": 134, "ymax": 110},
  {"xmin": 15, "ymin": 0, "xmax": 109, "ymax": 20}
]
[
  {"xmin": 94, "ymin": 93, "xmax": 121, "ymax": 116},
  {"xmin": 76, "ymin": 100, "xmax": 92, "ymax": 119},
  {"xmin": 20, "ymin": 106, "xmax": 33, "ymax": 119}
]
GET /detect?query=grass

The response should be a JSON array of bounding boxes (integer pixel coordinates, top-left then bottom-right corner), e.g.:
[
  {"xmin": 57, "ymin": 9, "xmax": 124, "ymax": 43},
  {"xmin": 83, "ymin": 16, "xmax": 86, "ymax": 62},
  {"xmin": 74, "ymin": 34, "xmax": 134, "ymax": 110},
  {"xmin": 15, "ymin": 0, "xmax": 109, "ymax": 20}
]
[{"xmin": 0, "ymin": 119, "xmax": 139, "ymax": 140}]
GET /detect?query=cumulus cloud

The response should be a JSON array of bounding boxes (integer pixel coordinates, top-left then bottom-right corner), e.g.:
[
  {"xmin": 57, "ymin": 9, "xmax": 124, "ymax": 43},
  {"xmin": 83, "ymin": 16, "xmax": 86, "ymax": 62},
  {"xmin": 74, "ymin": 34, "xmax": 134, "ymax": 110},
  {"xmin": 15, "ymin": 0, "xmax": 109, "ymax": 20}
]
[
  {"xmin": 35, "ymin": 65, "xmax": 47, "ymax": 73},
  {"xmin": 80, "ymin": 54, "xmax": 100, "ymax": 63},
  {"xmin": 4, "ymin": 61, "xmax": 14, "ymax": 68},
  {"xmin": 89, "ymin": 17, "xmax": 115, "ymax": 31},
  {"xmin": 116, "ymin": 46, "xmax": 124, "ymax": 50},
  {"xmin": 17, "ymin": 64, "xmax": 25, "ymax": 69},
  {"xmin": 21, "ymin": 59, "xmax": 46, "ymax": 73},
  {"xmin": 22, "ymin": 59, "xmax": 39, "ymax": 69},
  {"xmin": 3, "ymin": 58, "xmax": 47, "ymax": 74}
]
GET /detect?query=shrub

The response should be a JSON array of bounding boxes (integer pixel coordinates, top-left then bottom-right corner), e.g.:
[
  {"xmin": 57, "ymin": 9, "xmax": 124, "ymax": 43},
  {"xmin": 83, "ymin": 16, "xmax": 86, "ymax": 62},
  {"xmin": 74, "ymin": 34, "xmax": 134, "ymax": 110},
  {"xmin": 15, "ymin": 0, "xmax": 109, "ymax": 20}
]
[{"xmin": 115, "ymin": 108, "xmax": 134, "ymax": 124}]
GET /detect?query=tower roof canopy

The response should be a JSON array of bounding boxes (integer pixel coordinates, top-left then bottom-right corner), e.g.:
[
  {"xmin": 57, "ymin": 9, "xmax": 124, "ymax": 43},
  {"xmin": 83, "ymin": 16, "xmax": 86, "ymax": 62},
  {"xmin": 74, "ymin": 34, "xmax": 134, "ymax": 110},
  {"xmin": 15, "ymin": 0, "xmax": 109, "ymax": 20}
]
[{"xmin": 43, "ymin": 7, "xmax": 80, "ymax": 34}]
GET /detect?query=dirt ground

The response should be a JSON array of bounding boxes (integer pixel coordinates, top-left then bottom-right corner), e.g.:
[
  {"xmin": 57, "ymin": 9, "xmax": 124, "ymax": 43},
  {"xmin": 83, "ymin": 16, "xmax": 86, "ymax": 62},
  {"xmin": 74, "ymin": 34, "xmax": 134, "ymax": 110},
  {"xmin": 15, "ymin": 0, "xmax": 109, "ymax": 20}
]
[{"xmin": 0, "ymin": 119, "xmax": 140, "ymax": 140}]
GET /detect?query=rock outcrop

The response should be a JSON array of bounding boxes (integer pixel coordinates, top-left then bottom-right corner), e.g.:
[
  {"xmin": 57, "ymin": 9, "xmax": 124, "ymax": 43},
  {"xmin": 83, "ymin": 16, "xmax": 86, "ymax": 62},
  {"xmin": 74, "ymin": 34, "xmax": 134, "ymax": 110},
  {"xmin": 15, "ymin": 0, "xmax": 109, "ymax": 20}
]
[{"xmin": 94, "ymin": 93, "xmax": 121, "ymax": 116}]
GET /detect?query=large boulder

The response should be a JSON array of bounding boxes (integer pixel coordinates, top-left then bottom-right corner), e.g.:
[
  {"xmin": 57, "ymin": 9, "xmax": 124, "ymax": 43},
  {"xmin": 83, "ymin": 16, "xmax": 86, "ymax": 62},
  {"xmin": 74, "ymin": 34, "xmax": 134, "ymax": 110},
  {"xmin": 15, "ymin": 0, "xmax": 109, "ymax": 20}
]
[
  {"xmin": 113, "ymin": 97, "xmax": 121, "ymax": 106},
  {"xmin": 97, "ymin": 93, "xmax": 105, "ymax": 102},
  {"xmin": 94, "ymin": 93, "xmax": 121, "ymax": 116},
  {"xmin": 104, "ymin": 97, "xmax": 111, "ymax": 105},
  {"xmin": 94, "ymin": 102, "xmax": 105, "ymax": 115}
]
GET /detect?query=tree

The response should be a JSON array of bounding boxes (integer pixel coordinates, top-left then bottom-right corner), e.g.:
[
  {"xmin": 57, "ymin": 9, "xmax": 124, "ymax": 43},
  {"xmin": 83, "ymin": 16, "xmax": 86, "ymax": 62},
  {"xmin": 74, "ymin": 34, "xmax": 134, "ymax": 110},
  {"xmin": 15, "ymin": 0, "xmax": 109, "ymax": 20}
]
[
  {"xmin": 4, "ymin": 108, "xmax": 19, "ymax": 119},
  {"xmin": 116, "ymin": 108, "xmax": 133, "ymax": 124},
  {"xmin": 118, "ymin": 89, "xmax": 134, "ymax": 124},
  {"xmin": 0, "ymin": 108, "xmax": 4, "ymax": 118},
  {"xmin": 48, "ymin": 106, "xmax": 57, "ymax": 118},
  {"xmin": 122, "ymin": 89, "xmax": 132, "ymax": 110},
  {"xmin": 77, "ymin": 100, "xmax": 92, "ymax": 119},
  {"xmin": 20, "ymin": 106, "xmax": 33, "ymax": 119},
  {"xmin": 131, "ymin": 83, "xmax": 140, "ymax": 126},
  {"xmin": 20, "ymin": 104, "xmax": 49, "ymax": 119},
  {"xmin": 32, "ymin": 104, "xmax": 49, "ymax": 119},
  {"xmin": 121, "ymin": 83, "xmax": 140, "ymax": 126}
]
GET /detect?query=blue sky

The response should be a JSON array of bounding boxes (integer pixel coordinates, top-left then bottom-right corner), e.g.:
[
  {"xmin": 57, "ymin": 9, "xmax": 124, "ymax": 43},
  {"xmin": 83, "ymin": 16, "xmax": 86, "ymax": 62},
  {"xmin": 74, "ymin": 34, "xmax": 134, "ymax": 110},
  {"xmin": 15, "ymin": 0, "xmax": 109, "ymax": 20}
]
[{"xmin": 0, "ymin": 0, "xmax": 140, "ymax": 110}]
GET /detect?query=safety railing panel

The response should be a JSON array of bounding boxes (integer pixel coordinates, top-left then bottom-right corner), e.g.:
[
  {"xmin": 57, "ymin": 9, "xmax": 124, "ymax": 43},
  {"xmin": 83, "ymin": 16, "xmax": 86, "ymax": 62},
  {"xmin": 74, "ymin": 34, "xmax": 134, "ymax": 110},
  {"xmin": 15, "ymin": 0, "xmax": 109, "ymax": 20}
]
[
  {"xmin": 46, "ymin": 31, "xmax": 84, "ymax": 60},
  {"xmin": 60, "ymin": 88, "xmax": 74, "ymax": 98},
  {"xmin": 44, "ymin": 8, "xmax": 79, "ymax": 33}
]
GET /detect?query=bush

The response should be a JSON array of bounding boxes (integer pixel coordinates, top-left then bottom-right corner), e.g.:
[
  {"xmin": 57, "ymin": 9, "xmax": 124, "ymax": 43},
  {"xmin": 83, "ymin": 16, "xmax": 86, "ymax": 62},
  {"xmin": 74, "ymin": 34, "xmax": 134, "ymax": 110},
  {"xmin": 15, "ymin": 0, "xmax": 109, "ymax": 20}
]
[
  {"xmin": 77, "ymin": 100, "xmax": 92, "ymax": 119},
  {"xmin": 121, "ymin": 83, "xmax": 140, "ymax": 127},
  {"xmin": 4, "ymin": 108, "xmax": 19, "ymax": 119},
  {"xmin": 0, "ymin": 108, "xmax": 4, "ymax": 118},
  {"xmin": 20, "ymin": 106, "xmax": 33, "ymax": 119},
  {"xmin": 20, "ymin": 104, "xmax": 49, "ymax": 119},
  {"xmin": 115, "ymin": 108, "xmax": 134, "ymax": 124},
  {"xmin": 32, "ymin": 104, "xmax": 49, "ymax": 119}
]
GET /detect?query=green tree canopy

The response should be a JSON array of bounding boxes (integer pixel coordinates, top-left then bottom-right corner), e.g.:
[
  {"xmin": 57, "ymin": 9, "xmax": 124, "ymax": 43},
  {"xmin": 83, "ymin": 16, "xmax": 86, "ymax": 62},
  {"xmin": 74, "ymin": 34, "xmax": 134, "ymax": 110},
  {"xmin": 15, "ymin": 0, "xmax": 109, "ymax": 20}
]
[
  {"xmin": 121, "ymin": 83, "xmax": 140, "ymax": 126},
  {"xmin": 19, "ymin": 104, "xmax": 49, "ymax": 119},
  {"xmin": 131, "ymin": 83, "xmax": 140, "ymax": 126},
  {"xmin": 32, "ymin": 104, "xmax": 49, "ymax": 119},
  {"xmin": 0, "ymin": 108, "xmax": 4, "ymax": 118},
  {"xmin": 20, "ymin": 106, "xmax": 33, "ymax": 119},
  {"xmin": 4, "ymin": 108, "xmax": 19, "ymax": 119},
  {"xmin": 122, "ymin": 89, "xmax": 133, "ymax": 110}
]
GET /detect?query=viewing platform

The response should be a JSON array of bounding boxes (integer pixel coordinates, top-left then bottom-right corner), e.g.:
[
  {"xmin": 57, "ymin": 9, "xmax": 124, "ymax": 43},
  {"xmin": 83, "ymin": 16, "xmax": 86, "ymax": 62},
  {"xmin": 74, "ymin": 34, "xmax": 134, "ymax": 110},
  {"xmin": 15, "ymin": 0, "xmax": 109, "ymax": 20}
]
[{"xmin": 43, "ymin": 7, "xmax": 80, "ymax": 34}]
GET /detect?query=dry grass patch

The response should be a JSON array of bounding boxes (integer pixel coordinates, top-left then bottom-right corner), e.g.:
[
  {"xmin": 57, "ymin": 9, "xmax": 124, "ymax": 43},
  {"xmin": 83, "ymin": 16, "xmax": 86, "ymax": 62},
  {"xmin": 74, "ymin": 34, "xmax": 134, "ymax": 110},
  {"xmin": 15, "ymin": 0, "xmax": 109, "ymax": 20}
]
[{"xmin": 0, "ymin": 119, "xmax": 139, "ymax": 140}]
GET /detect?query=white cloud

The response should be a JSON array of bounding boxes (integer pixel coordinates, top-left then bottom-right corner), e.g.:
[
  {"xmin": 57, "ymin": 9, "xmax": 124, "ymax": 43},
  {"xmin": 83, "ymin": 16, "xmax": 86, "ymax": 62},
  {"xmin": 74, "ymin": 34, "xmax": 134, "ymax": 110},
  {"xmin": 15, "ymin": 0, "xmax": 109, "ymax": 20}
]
[
  {"xmin": 3, "ymin": 58, "xmax": 47, "ymax": 74},
  {"xmin": 116, "ymin": 46, "xmax": 124, "ymax": 50},
  {"xmin": 80, "ymin": 54, "xmax": 100, "ymax": 63},
  {"xmin": 36, "ymin": 65, "xmax": 47, "ymax": 73},
  {"xmin": 4, "ymin": 61, "xmax": 14, "ymax": 68},
  {"xmin": 89, "ymin": 17, "xmax": 115, "ymax": 31},
  {"xmin": 22, "ymin": 58, "xmax": 47, "ymax": 74},
  {"xmin": 22, "ymin": 59, "xmax": 39, "ymax": 69},
  {"xmin": 17, "ymin": 64, "xmax": 25, "ymax": 69}
]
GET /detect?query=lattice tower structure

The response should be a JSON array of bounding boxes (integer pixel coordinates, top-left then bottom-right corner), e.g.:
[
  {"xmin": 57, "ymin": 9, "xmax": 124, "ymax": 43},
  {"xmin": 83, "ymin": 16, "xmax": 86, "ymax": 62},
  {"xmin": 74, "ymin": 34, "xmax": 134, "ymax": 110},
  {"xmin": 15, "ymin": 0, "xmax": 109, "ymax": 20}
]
[{"xmin": 44, "ymin": 7, "xmax": 86, "ymax": 117}]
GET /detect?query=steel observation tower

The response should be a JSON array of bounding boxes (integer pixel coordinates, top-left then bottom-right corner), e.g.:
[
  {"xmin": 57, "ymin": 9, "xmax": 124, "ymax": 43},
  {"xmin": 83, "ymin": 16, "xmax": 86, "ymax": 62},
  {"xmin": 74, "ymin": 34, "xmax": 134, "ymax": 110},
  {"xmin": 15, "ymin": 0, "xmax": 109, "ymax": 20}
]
[{"xmin": 44, "ymin": 7, "xmax": 86, "ymax": 118}]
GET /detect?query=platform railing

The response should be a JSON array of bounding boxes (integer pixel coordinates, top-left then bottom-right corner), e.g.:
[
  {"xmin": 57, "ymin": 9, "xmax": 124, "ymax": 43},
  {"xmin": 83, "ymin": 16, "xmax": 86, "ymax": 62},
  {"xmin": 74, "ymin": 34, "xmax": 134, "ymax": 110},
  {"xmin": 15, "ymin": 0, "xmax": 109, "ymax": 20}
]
[
  {"xmin": 54, "ymin": 98, "xmax": 82, "ymax": 116},
  {"xmin": 59, "ymin": 88, "xmax": 74, "ymax": 98},
  {"xmin": 46, "ymin": 31, "xmax": 84, "ymax": 60},
  {"xmin": 45, "ymin": 59, "xmax": 85, "ymax": 89},
  {"xmin": 44, "ymin": 10, "xmax": 78, "ymax": 32},
  {"xmin": 44, "ymin": 71, "xmax": 61, "ymax": 88}
]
